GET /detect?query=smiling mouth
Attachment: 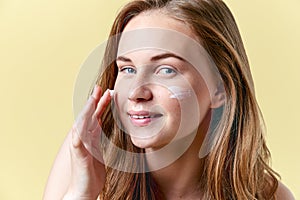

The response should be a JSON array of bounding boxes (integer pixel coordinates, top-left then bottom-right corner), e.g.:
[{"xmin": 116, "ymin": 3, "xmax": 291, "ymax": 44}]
[
  {"xmin": 129, "ymin": 114, "xmax": 163, "ymax": 119},
  {"xmin": 127, "ymin": 112, "xmax": 163, "ymax": 126}
]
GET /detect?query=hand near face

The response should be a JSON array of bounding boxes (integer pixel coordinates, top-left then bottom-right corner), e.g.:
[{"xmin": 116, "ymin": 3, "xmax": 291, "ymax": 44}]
[{"xmin": 63, "ymin": 85, "xmax": 112, "ymax": 200}]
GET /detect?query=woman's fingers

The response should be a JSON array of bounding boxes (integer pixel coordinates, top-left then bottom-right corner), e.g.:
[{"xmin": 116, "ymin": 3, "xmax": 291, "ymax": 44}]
[
  {"xmin": 63, "ymin": 85, "xmax": 108, "ymax": 199},
  {"xmin": 72, "ymin": 86, "xmax": 113, "ymax": 161},
  {"xmin": 78, "ymin": 96, "xmax": 97, "ymax": 123},
  {"xmin": 91, "ymin": 84, "xmax": 102, "ymax": 101},
  {"xmin": 77, "ymin": 85, "xmax": 102, "ymax": 121},
  {"xmin": 76, "ymin": 85, "xmax": 105, "ymax": 133},
  {"xmin": 94, "ymin": 89, "xmax": 112, "ymax": 119}
]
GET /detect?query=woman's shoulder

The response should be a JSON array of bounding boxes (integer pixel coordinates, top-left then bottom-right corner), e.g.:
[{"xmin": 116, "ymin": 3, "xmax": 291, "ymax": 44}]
[{"xmin": 275, "ymin": 181, "xmax": 295, "ymax": 200}]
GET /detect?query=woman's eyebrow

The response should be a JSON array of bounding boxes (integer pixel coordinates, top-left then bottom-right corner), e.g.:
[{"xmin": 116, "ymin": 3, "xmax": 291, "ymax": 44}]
[
  {"xmin": 150, "ymin": 53, "xmax": 184, "ymax": 61},
  {"xmin": 116, "ymin": 56, "xmax": 131, "ymax": 62},
  {"xmin": 116, "ymin": 53, "xmax": 185, "ymax": 62}
]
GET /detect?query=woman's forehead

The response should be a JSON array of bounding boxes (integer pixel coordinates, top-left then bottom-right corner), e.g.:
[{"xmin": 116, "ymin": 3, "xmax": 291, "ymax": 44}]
[
  {"xmin": 117, "ymin": 28, "xmax": 212, "ymax": 72},
  {"xmin": 123, "ymin": 10, "xmax": 194, "ymax": 38}
]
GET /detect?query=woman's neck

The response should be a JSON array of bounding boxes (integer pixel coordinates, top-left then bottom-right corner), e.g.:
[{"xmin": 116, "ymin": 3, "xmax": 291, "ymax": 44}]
[
  {"xmin": 145, "ymin": 110, "xmax": 212, "ymax": 199},
  {"xmin": 146, "ymin": 129, "xmax": 207, "ymax": 199}
]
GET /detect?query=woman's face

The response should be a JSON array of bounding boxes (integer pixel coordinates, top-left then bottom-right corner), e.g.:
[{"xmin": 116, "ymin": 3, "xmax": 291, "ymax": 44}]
[{"xmin": 113, "ymin": 11, "xmax": 219, "ymax": 151}]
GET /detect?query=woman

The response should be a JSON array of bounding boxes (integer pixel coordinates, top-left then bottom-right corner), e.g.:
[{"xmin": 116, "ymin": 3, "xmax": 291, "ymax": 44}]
[{"xmin": 44, "ymin": 0, "xmax": 295, "ymax": 199}]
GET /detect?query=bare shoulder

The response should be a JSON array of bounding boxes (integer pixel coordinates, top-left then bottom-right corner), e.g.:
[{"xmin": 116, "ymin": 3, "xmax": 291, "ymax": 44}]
[{"xmin": 275, "ymin": 181, "xmax": 295, "ymax": 200}]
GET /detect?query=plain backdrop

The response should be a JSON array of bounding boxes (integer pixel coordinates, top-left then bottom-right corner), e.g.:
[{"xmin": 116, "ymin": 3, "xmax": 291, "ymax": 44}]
[{"xmin": 0, "ymin": 0, "xmax": 299, "ymax": 199}]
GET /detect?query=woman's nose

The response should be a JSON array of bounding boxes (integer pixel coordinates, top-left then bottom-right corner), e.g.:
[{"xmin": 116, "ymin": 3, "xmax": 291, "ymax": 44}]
[{"xmin": 128, "ymin": 85, "xmax": 153, "ymax": 102}]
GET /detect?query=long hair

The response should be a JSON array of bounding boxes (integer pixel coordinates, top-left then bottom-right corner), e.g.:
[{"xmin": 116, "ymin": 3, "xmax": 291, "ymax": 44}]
[{"xmin": 95, "ymin": 0, "xmax": 279, "ymax": 199}]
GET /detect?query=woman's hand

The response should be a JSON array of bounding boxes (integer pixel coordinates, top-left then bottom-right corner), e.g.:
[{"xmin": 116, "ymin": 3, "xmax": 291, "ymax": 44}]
[{"xmin": 63, "ymin": 85, "xmax": 112, "ymax": 200}]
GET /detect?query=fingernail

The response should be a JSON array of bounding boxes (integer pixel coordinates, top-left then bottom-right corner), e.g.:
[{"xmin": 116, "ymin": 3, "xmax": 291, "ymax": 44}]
[{"xmin": 109, "ymin": 89, "xmax": 115, "ymax": 97}]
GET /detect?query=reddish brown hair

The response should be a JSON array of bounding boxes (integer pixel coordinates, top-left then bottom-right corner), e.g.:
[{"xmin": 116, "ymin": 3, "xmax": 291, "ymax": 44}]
[{"xmin": 95, "ymin": 0, "xmax": 279, "ymax": 199}]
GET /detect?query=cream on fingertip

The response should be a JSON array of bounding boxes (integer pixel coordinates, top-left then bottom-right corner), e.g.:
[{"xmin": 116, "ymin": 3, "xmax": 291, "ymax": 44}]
[{"xmin": 109, "ymin": 89, "xmax": 115, "ymax": 97}]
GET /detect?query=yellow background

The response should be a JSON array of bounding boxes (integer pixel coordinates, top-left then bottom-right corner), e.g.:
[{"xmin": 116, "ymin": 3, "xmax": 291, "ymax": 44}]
[{"xmin": 0, "ymin": 0, "xmax": 299, "ymax": 199}]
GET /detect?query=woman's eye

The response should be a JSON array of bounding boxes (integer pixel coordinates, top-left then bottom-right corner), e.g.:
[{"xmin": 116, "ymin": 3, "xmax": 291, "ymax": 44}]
[
  {"xmin": 120, "ymin": 66, "xmax": 136, "ymax": 74},
  {"xmin": 157, "ymin": 66, "xmax": 177, "ymax": 76}
]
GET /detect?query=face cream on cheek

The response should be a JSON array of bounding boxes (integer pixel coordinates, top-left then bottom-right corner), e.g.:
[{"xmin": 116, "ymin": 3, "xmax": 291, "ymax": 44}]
[{"xmin": 168, "ymin": 86, "xmax": 192, "ymax": 100}]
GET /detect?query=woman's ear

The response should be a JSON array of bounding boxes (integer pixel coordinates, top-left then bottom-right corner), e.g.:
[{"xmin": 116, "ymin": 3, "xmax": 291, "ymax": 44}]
[{"xmin": 210, "ymin": 81, "xmax": 226, "ymax": 109}]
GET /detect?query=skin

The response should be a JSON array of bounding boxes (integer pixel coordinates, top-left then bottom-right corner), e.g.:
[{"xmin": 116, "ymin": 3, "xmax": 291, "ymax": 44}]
[
  {"xmin": 115, "ymin": 48, "xmax": 211, "ymax": 151},
  {"xmin": 43, "ymin": 10, "xmax": 295, "ymax": 200},
  {"xmin": 113, "ymin": 11, "xmax": 218, "ymax": 199},
  {"xmin": 43, "ymin": 86, "xmax": 110, "ymax": 200}
]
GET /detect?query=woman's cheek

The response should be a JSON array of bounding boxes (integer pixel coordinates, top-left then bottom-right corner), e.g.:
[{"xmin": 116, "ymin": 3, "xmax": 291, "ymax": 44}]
[{"xmin": 114, "ymin": 74, "xmax": 202, "ymax": 137}]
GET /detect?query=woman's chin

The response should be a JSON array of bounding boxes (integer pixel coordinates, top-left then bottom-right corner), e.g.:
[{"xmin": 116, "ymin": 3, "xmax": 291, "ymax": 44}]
[{"xmin": 130, "ymin": 136, "xmax": 167, "ymax": 150}]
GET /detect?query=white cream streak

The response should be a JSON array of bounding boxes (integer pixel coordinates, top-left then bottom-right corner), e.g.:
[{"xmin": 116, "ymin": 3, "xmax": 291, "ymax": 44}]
[{"xmin": 168, "ymin": 86, "xmax": 192, "ymax": 100}]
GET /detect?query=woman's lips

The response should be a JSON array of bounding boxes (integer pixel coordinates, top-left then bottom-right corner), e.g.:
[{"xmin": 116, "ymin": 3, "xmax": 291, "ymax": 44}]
[{"xmin": 127, "ymin": 111, "xmax": 163, "ymax": 127}]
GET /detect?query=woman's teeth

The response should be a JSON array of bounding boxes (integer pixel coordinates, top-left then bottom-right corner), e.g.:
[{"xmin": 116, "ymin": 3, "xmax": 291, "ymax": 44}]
[
  {"xmin": 130, "ymin": 114, "xmax": 163, "ymax": 119},
  {"xmin": 131, "ymin": 115, "xmax": 151, "ymax": 119}
]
